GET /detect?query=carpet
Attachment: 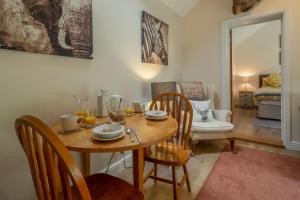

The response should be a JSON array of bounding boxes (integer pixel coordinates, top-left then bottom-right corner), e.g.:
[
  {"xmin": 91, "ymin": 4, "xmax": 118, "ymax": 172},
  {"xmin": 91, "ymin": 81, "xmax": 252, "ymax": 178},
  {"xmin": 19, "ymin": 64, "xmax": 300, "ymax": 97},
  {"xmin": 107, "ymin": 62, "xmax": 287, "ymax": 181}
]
[
  {"xmin": 254, "ymin": 118, "xmax": 281, "ymax": 129},
  {"xmin": 196, "ymin": 146, "xmax": 300, "ymax": 200}
]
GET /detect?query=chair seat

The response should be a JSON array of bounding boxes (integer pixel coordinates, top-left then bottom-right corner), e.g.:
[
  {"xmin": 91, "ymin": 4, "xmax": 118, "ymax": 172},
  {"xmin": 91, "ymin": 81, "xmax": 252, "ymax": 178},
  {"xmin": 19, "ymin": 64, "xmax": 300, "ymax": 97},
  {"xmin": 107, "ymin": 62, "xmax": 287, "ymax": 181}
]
[
  {"xmin": 144, "ymin": 142, "xmax": 191, "ymax": 166},
  {"xmin": 72, "ymin": 173, "xmax": 143, "ymax": 200},
  {"xmin": 191, "ymin": 120, "xmax": 234, "ymax": 133}
]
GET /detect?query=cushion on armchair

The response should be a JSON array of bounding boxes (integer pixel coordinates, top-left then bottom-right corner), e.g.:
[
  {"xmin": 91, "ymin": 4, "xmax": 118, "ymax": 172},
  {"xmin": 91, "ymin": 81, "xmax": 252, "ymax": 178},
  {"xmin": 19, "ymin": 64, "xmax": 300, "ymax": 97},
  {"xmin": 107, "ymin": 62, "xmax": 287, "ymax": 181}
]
[
  {"xmin": 190, "ymin": 100, "xmax": 214, "ymax": 122},
  {"xmin": 191, "ymin": 120, "xmax": 234, "ymax": 133},
  {"xmin": 179, "ymin": 81, "xmax": 208, "ymax": 100}
]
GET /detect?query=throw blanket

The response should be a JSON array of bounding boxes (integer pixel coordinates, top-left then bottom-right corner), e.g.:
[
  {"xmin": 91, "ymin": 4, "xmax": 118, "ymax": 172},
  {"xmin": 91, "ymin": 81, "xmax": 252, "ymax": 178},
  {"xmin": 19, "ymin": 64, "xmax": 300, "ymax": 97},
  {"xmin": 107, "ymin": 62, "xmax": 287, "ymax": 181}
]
[{"xmin": 254, "ymin": 86, "xmax": 281, "ymax": 105}]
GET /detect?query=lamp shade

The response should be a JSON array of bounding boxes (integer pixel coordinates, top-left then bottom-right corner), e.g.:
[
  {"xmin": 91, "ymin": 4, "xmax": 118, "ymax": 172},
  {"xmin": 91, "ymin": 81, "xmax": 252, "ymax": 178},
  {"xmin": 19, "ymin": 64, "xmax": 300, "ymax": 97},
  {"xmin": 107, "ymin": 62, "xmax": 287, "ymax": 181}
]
[{"xmin": 241, "ymin": 76, "xmax": 250, "ymax": 82}]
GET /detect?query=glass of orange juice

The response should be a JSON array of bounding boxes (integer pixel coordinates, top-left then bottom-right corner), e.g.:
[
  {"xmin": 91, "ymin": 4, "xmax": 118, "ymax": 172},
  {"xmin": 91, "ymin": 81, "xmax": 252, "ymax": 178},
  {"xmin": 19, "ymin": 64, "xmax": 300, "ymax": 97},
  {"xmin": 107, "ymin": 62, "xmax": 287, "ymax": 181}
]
[{"xmin": 85, "ymin": 110, "xmax": 96, "ymax": 125}]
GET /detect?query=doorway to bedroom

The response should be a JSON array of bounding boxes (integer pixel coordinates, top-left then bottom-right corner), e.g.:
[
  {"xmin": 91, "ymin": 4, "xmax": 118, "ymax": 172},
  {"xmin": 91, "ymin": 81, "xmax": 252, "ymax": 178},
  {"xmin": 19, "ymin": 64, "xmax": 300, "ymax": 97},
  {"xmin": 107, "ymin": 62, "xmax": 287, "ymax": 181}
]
[{"xmin": 230, "ymin": 19, "xmax": 283, "ymax": 146}]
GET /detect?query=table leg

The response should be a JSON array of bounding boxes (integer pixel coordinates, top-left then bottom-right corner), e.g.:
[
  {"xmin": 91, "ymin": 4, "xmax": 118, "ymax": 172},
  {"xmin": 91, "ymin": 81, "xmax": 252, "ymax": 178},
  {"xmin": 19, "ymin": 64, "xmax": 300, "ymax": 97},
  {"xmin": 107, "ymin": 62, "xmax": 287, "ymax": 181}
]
[
  {"xmin": 82, "ymin": 152, "xmax": 91, "ymax": 177},
  {"xmin": 133, "ymin": 148, "xmax": 144, "ymax": 193}
]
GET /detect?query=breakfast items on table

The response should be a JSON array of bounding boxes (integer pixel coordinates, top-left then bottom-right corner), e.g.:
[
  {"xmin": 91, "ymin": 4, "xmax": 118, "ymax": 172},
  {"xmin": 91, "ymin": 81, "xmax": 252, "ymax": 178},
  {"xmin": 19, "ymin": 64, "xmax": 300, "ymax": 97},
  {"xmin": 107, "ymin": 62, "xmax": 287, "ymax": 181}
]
[
  {"xmin": 133, "ymin": 102, "xmax": 145, "ymax": 113},
  {"xmin": 92, "ymin": 124, "xmax": 125, "ymax": 141},
  {"xmin": 107, "ymin": 94, "xmax": 126, "ymax": 123},
  {"xmin": 108, "ymin": 111, "xmax": 125, "ymax": 122},
  {"xmin": 73, "ymin": 112, "xmax": 85, "ymax": 123},
  {"xmin": 145, "ymin": 110, "xmax": 168, "ymax": 120},
  {"xmin": 85, "ymin": 116, "xmax": 96, "ymax": 125},
  {"xmin": 125, "ymin": 108, "xmax": 135, "ymax": 115},
  {"xmin": 61, "ymin": 114, "xmax": 78, "ymax": 132},
  {"xmin": 97, "ymin": 89, "xmax": 108, "ymax": 117},
  {"xmin": 74, "ymin": 111, "xmax": 87, "ymax": 117}
]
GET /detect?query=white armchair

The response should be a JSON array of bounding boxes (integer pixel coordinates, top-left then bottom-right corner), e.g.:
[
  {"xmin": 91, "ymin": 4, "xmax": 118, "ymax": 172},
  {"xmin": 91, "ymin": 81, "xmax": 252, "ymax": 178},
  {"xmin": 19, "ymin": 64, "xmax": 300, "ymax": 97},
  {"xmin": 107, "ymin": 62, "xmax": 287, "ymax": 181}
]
[
  {"xmin": 177, "ymin": 84, "xmax": 236, "ymax": 155},
  {"xmin": 213, "ymin": 110, "xmax": 232, "ymax": 123}
]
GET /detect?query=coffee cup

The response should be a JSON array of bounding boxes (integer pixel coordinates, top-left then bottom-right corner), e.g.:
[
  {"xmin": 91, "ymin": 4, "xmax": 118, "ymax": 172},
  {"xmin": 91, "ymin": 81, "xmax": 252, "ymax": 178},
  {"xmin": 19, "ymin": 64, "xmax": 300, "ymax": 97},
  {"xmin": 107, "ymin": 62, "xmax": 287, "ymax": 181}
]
[{"xmin": 61, "ymin": 114, "xmax": 78, "ymax": 132}]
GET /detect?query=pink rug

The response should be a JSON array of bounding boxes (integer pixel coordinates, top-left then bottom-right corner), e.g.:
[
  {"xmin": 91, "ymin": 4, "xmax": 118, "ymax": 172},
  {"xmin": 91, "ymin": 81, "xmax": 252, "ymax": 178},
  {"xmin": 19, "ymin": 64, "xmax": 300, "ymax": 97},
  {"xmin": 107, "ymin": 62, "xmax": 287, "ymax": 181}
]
[{"xmin": 196, "ymin": 147, "xmax": 300, "ymax": 200}]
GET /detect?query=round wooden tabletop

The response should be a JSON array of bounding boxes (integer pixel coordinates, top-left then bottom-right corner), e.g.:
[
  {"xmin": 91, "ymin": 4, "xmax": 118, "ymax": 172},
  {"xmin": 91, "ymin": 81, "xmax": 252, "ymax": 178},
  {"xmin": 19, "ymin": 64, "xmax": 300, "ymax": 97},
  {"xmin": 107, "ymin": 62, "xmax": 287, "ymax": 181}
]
[{"xmin": 52, "ymin": 115, "xmax": 178, "ymax": 153}]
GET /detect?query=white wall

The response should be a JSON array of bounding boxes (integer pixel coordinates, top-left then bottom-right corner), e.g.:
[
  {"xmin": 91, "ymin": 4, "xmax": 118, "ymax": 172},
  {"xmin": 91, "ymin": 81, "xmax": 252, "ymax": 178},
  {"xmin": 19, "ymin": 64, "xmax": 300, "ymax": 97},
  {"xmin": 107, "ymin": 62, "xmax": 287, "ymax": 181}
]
[
  {"xmin": 0, "ymin": 0, "xmax": 184, "ymax": 199},
  {"xmin": 182, "ymin": 0, "xmax": 233, "ymax": 106},
  {"xmin": 183, "ymin": 0, "xmax": 300, "ymax": 142},
  {"xmin": 232, "ymin": 20, "xmax": 282, "ymax": 106}
]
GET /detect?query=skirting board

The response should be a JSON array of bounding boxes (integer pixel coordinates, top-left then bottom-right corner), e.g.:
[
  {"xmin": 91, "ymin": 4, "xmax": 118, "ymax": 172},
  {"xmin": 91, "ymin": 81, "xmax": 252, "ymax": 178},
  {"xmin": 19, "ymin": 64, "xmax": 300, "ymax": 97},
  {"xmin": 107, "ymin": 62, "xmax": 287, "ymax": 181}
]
[{"xmin": 287, "ymin": 141, "xmax": 300, "ymax": 152}]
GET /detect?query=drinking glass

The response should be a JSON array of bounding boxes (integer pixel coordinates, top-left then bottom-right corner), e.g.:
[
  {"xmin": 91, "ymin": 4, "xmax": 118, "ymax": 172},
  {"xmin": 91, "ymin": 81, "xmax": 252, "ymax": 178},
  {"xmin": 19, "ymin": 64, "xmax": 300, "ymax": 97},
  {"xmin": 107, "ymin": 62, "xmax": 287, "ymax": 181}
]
[
  {"xmin": 107, "ymin": 97, "xmax": 126, "ymax": 123},
  {"xmin": 73, "ymin": 95, "xmax": 89, "ymax": 116}
]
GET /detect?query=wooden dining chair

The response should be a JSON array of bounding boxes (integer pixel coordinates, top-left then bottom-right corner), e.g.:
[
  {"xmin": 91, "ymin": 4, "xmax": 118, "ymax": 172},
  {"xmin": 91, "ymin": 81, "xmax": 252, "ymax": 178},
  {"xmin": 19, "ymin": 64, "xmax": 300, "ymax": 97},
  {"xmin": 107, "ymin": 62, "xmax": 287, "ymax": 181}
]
[
  {"xmin": 144, "ymin": 93, "xmax": 193, "ymax": 200},
  {"xmin": 15, "ymin": 115, "xmax": 143, "ymax": 200}
]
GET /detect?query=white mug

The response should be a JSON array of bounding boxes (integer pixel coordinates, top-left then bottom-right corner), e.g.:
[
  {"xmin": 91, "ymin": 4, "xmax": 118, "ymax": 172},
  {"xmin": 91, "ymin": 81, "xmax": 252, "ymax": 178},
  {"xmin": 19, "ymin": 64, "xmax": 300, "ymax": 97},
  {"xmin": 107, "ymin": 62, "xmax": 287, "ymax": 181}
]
[{"xmin": 61, "ymin": 114, "xmax": 78, "ymax": 132}]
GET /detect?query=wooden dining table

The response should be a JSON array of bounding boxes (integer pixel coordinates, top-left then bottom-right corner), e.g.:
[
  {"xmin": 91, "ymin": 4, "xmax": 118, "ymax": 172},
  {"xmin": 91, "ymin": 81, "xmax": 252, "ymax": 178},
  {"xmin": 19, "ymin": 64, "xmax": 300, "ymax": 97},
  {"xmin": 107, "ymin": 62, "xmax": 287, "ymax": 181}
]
[{"xmin": 51, "ymin": 114, "xmax": 178, "ymax": 193}]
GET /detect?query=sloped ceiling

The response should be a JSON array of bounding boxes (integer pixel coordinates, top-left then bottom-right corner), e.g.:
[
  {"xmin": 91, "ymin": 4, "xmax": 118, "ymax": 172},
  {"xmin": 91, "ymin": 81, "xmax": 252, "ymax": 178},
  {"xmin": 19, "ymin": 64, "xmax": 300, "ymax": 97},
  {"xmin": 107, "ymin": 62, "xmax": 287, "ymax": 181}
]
[
  {"xmin": 160, "ymin": 0, "xmax": 200, "ymax": 17},
  {"xmin": 232, "ymin": 23, "xmax": 266, "ymax": 46}
]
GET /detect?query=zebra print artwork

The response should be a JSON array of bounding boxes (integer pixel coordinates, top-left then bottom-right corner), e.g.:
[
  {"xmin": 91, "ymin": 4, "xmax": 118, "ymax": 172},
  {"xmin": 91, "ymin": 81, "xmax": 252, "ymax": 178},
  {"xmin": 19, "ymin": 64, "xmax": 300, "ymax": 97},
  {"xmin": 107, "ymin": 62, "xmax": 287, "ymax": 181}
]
[{"xmin": 142, "ymin": 11, "xmax": 168, "ymax": 65}]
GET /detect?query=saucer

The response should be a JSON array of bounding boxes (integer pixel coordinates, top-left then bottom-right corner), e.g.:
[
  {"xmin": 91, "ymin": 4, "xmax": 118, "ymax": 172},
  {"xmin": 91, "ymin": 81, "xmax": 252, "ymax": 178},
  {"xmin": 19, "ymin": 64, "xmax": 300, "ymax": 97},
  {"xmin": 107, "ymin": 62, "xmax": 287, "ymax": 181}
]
[
  {"xmin": 59, "ymin": 128, "xmax": 81, "ymax": 135},
  {"xmin": 79, "ymin": 123, "xmax": 102, "ymax": 129}
]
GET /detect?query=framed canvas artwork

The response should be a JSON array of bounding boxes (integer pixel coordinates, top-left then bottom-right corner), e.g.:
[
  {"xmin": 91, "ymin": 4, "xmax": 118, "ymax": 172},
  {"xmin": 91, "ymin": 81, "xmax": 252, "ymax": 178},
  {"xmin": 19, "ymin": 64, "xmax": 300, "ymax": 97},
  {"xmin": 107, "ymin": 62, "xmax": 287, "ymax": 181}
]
[
  {"xmin": 0, "ymin": 0, "xmax": 93, "ymax": 59},
  {"xmin": 141, "ymin": 11, "xmax": 169, "ymax": 65}
]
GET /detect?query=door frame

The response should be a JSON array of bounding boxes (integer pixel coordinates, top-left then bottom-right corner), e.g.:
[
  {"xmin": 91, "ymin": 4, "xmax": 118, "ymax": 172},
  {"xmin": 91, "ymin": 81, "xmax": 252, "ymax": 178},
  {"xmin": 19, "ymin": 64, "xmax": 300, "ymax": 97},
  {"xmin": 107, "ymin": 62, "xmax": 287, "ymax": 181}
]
[{"xmin": 221, "ymin": 10, "xmax": 298, "ymax": 151}]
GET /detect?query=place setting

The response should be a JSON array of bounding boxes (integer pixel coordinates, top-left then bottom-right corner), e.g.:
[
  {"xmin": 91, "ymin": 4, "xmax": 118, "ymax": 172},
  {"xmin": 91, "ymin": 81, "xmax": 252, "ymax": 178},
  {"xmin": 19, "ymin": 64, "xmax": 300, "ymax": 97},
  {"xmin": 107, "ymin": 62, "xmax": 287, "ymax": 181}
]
[
  {"xmin": 59, "ymin": 92, "xmax": 145, "ymax": 143},
  {"xmin": 92, "ymin": 124, "xmax": 125, "ymax": 141},
  {"xmin": 145, "ymin": 110, "xmax": 168, "ymax": 121},
  {"xmin": 92, "ymin": 94, "xmax": 137, "ymax": 142}
]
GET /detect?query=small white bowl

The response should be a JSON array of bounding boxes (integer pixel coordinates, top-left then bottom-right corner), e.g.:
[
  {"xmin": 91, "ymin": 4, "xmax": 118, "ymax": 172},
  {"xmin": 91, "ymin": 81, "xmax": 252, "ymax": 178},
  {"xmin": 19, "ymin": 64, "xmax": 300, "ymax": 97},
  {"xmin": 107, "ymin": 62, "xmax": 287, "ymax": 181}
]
[{"xmin": 93, "ymin": 124, "xmax": 124, "ymax": 139}]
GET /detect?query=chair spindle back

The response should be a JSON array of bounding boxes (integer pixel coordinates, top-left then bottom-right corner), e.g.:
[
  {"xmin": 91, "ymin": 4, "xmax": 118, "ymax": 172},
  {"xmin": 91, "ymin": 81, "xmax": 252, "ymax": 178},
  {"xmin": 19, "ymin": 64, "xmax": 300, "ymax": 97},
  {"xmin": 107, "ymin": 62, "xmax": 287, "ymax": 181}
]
[
  {"xmin": 150, "ymin": 93, "xmax": 193, "ymax": 149},
  {"xmin": 15, "ymin": 115, "xmax": 91, "ymax": 200}
]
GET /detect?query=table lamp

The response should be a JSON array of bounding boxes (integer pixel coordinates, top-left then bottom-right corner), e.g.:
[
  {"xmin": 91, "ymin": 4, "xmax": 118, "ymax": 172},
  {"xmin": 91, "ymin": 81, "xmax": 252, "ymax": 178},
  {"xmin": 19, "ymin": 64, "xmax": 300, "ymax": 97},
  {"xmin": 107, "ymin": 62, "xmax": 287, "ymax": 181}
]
[{"xmin": 241, "ymin": 76, "xmax": 250, "ymax": 91}]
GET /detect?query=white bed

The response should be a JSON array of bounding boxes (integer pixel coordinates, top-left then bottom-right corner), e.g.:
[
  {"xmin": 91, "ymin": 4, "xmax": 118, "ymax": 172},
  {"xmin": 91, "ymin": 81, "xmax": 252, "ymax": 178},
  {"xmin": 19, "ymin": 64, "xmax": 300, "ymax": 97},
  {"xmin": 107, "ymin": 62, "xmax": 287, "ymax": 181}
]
[{"xmin": 254, "ymin": 75, "xmax": 281, "ymax": 120}]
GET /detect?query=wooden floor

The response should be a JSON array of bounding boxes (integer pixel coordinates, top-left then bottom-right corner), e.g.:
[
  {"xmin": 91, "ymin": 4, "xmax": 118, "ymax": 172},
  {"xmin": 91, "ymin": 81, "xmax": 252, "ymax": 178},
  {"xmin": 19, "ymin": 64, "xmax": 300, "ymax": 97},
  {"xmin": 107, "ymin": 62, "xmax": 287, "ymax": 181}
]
[{"xmin": 232, "ymin": 108, "xmax": 283, "ymax": 147}]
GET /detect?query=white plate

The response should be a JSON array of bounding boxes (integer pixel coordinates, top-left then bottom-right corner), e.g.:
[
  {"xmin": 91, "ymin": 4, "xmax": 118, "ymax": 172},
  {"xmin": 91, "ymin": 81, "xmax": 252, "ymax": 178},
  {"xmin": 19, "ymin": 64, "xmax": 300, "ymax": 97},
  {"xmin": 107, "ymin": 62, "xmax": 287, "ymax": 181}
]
[
  {"xmin": 93, "ymin": 124, "xmax": 124, "ymax": 139},
  {"xmin": 93, "ymin": 132, "xmax": 126, "ymax": 141},
  {"xmin": 145, "ymin": 115, "xmax": 168, "ymax": 121},
  {"xmin": 146, "ymin": 110, "xmax": 167, "ymax": 118}
]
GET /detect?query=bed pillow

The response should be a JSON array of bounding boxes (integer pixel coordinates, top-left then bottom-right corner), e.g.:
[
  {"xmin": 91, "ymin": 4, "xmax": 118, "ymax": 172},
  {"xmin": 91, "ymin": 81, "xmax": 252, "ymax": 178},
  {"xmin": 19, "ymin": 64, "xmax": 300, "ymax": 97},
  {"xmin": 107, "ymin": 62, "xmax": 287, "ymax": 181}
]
[
  {"xmin": 262, "ymin": 78, "xmax": 269, "ymax": 87},
  {"xmin": 264, "ymin": 74, "xmax": 281, "ymax": 88},
  {"xmin": 190, "ymin": 100, "xmax": 214, "ymax": 122}
]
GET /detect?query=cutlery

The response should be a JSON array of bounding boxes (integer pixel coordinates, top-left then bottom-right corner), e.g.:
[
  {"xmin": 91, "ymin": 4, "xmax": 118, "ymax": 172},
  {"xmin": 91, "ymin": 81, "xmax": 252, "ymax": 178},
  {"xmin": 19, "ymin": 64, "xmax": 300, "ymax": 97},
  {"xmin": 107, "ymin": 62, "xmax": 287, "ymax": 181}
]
[
  {"xmin": 117, "ymin": 98, "xmax": 123, "ymax": 112},
  {"xmin": 129, "ymin": 128, "xmax": 140, "ymax": 143},
  {"xmin": 125, "ymin": 128, "xmax": 135, "ymax": 143}
]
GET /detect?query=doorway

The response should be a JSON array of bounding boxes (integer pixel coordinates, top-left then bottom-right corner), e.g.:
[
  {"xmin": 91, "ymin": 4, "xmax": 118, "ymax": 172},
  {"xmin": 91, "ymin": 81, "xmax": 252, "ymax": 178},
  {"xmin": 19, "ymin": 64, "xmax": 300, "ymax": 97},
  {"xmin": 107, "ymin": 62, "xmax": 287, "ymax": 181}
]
[
  {"xmin": 221, "ymin": 11, "xmax": 291, "ymax": 149},
  {"xmin": 231, "ymin": 20, "xmax": 283, "ymax": 146}
]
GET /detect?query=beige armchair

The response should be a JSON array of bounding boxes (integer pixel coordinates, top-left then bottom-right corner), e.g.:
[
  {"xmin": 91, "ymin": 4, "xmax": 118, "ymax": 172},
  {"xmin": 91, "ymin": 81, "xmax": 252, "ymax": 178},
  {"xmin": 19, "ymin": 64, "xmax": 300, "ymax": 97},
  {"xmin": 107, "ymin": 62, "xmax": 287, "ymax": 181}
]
[
  {"xmin": 148, "ymin": 82, "xmax": 236, "ymax": 156},
  {"xmin": 176, "ymin": 84, "xmax": 236, "ymax": 155}
]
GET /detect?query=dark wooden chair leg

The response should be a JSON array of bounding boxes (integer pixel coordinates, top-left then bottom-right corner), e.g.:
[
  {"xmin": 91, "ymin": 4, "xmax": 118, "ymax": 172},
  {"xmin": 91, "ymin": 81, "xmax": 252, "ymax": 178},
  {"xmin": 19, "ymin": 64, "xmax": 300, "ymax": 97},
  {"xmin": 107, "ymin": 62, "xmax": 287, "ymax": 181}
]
[
  {"xmin": 229, "ymin": 138, "xmax": 237, "ymax": 154},
  {"xmin": 172, "ymin": 166, "xmax": 178, "ymax": 200},
  {"xmin": 191, "ymin": 140, "xmax": 197, "ymax": 157},
  {"xmin": 154, "ymin": 163, "xmax": 157, "ymax": 183},
  {"xmin": 183, "ymin": 165, "xmax": 191, "ymax": 192}
]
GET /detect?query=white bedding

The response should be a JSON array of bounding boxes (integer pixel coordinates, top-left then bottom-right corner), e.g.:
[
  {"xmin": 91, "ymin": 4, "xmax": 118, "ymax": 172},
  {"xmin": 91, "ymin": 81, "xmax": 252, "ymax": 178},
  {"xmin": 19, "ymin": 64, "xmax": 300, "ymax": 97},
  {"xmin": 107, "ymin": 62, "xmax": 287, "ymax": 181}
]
[{"xmin": 254, "ymin": 87, "xmax": 281, "ymax": 96}]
